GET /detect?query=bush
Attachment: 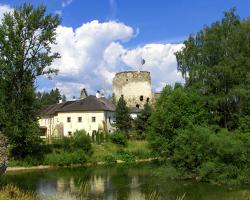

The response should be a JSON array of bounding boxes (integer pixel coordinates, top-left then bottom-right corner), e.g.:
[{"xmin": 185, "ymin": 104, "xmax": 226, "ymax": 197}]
[
  {"xmin": 50, "ymin": 137, "xmax": 72, "ymax": 151},
  {"xmin": 44, "ymin": 149, "xmax": 87, "ymax": 166},
  {"xmin": 110, "ymin": 131, "xmax": 128, "ymax": 146},
  {"xmin": 103, "ymin": 154, "xmax": 116, "ymax": 164},
  {"xmin": 72, "ymin": 130, "xmax": 92, "ymax": 155},
  {"xmin": 172, "ymin": 126, "xmax": 212, "ymax": 171},
  {"xmin": 116, "ymin": 149, "xmax": 136, "ymax": 162},
  {"xmin": 171, "ymin": 126, "xmax": 250, "ymax": 184}
]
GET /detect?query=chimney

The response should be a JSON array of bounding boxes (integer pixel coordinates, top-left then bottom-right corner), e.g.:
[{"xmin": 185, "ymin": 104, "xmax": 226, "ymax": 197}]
[
  {"xmin": 80, "ymin": 88, "xmax": 88, "ymax": 99},
  {"xmin": 96, "ymin": 90, "xmax": 101, "ymax": 98}
]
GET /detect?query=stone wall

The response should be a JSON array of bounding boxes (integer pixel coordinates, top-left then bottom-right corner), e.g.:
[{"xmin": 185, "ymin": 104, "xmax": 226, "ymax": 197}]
[
  {"xmin": 112, "ymin": 71, "xmax": 152, "ymax": 109},
  {"xmin": 0, "ymin": 134, "xmax": 7, "ymax": 175}
]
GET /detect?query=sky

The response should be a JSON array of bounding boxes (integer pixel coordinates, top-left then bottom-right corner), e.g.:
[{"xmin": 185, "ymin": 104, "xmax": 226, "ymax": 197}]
[{"xmin": 0, "ymin": 0, "xmax": 250, "ymax": 98}]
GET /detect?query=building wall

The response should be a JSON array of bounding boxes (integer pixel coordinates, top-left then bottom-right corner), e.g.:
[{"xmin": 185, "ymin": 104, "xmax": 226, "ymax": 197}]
[
  {"xmin": 58, "ymin": 111, "xmax": 104, "ymax": 136},
  {"xmin": 39, "ymin": 110, "xmax": 115, "ymax": 137},
  {"xmin": 112, "ymin": 71, "xmax": 152, "ymax": 109}
]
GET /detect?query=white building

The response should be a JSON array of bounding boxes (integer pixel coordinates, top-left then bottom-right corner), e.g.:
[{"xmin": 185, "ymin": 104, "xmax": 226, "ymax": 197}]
[{"xmin": 39, "ymin": 95, "xmax": 115, "ymax": 138}]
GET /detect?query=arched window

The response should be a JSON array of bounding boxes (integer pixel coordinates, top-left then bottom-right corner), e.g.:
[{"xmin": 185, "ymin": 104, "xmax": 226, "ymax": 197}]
[
  {"xmin": 136, "ymin": 104, "xmax": 140, "ymax": 108},
  {"xmin": 140, "ymin": 95, "xmax": 143, "ymax": 101},
  {"xmin": 146, "ymin": 98, "xmax": 150, "ymax": 102}
]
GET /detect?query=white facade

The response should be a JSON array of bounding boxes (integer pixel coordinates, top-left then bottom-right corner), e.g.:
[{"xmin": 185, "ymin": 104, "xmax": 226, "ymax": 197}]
[{"xmin": 39, "ymin": 110, "xmax": 115, "ymax": 137}]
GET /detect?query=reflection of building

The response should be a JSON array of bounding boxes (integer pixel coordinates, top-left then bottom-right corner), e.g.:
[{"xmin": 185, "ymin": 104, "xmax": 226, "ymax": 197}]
[
  {"xmin": 90, "ymin": 175, "xmax": 105, "ymax": 194},
  {"xmin": 39, "ymin": 93, "xmax": 115, "ymax": 138}
]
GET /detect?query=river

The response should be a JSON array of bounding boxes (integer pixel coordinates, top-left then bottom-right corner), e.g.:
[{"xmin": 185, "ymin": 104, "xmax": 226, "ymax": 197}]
[{"xmin": 1, "ymin": 163, "xmax": 250, "ymax": 200}]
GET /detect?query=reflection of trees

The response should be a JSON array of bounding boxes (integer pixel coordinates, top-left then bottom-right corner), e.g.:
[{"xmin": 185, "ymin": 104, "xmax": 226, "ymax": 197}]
[
  {"xmin": 110, "ymin": 165, "xmax": 132, "ymax": 200},
  {"xmin": 3, "ymin": 164, "xmax": 250, "ymax": 200}
]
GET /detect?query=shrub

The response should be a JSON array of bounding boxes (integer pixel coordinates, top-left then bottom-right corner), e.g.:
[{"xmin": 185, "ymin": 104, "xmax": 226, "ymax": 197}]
[
  {"xmin": 72, "ymin": 130, "xmax": 92, "ymax": 155},
  {"xmin": 110, "ymin": 131, "xmax": 128, "ymax": 146},
  {"xmin": 172, "ymin": 126, "xmax": 213, "ymax": 171},
  {"xmin": 103, "ymin": 155, "xmax": 116, "ymax": 164},
  {"xmin": 50, "ymin": 137, "xmax": 73, "ymax": 152},
  {"xmin": 44, "ymin": 149, "xmax": 87, "ymax": 166},
  {"xmin": 116, "ymin": 149, "xmax": 136, "ymax": 162}
]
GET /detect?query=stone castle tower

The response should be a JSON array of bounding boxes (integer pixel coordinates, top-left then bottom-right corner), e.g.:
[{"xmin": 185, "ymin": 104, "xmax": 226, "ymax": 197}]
[{"xmin": 112, "ymin": 71, "xmax": 152, "ymax": 109}]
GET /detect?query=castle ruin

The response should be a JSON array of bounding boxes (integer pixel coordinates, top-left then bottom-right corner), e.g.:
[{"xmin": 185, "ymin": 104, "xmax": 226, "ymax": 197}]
[{"xmin": 112, "ymin": 71, "xmax": 152, "ymax": 109}]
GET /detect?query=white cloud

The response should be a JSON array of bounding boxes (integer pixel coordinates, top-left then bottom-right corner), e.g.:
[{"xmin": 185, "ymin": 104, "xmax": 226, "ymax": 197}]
[
  {"xmin": 55, "ymin": 82, "xmax": 88, "ymax": 99},
  {"xmin": 62, "ymin": 0, "xmax": 73, "ymax": 8},
  {"xmin": 46, "ymin": 20, "xmax": 184, "ymax": 97},
  {"xmin": 55, "ymin": 10, "xmax": 62, "ymax": 16},
  {"xmin": 50, "ymin": 20, "xmax": 134, "ymax": 97},
  {"xmin": 0, "ymin": 4, "xmax": 13, "ymax": 21}
]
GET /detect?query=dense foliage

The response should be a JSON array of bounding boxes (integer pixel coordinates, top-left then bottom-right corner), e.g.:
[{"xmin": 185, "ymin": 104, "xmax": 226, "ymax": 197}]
[
  {"xmin": 148, "ymin": 10, "xmax": 250, "ymax": 184},
  {"xmin": 134, "ymin": 102, "xmax": 152, "ymax": 139},
  {"xmin": 37, "ymin": 88, "xmax": 66, "ymax": 106},
  {"xmin": 72, "ymin": 130, "xmax": 92, "ymax": 155},
  {"xmin": 114, "ymin": 96, "xmax": 132, "ymax": 133},
  {"xmin": 0, "ymin": 4, "xmax": 60, "ymax": 159},
  {"xmin": 110, "ymin": 131, "xmax": 128, "ymax": 146},
  {"xmin": 175, "ymin": 9, "xmax": 250, "ymax": 130}
]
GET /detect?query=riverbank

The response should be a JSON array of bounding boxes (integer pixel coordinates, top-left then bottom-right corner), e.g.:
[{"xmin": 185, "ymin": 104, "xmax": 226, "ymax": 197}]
[
  {"xmin": 8, "ymin": 140, "xmax": 153, "ymax": 169},
  {"xmin": 6, "ymin": 158, "xmax": 158, "ymax": 172}
]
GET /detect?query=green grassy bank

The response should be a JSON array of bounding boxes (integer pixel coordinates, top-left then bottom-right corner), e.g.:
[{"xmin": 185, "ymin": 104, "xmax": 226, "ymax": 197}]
[{"xmin": 8, "ymin": 140, "xmax": 153, "ymax": 168}]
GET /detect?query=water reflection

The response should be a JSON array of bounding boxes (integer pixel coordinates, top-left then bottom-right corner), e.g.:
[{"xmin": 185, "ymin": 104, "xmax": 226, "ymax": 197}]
[{"xmin": 1, "ymin": 164, "xmax": 250, "ymax": 200}]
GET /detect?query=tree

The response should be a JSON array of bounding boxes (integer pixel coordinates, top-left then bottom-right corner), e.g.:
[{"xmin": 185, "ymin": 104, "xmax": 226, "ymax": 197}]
[
  {"xmin": 175, "ymin": 9, "xmax": 250, "ymax": 130},
  {"xmin": 114, "ymin": 96, "xmax": 132, "ymax": 133},
  {"xmin": 0, "ymin": 4, "xmax": 60, "ymax": 158},
  {"xmin": 147, "ymin": 84, "xmax": 208, "ymax": 155},
  {"xmin": 134, "ymin": 102, "xmax": 152, "ymax": 139},
  {"xmin": 62, "ymin": 94, "xmax": 67, "ymax": 102},
  {"xmin": 37, "ymin": 88, "xmax": 62, "ymax": 106}
]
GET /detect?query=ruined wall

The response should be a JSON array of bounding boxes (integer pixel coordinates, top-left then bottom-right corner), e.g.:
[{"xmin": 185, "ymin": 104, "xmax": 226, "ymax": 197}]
[{"xmin": 112, "ymin": 71, "xmax": 152, "ymax": 109}]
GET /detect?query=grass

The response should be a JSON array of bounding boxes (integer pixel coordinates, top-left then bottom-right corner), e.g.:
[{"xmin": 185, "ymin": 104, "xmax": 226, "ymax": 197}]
[
  {"xmin": 90, "ymin": 140, "xmax": 152, "ymax": 163},
  {"xmin": 8, "ymin": 140, "xmax": 152, "ymax": 167},
  {"xmin": 0, "ymin": 185, "xmax": 38, "ymax": 200},
  {"xmin": 0, "ymin": 184, "xmax": 187, "ymax": 200}
]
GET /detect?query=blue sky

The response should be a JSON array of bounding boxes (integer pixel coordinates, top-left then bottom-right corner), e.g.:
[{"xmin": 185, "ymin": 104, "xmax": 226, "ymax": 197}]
[{"xmin": 0, "ymin": 0, "xmax": 250, "ymax": 98}]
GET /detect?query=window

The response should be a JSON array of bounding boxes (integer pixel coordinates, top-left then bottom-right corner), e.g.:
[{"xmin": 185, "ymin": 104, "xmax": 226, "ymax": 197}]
[
  {"xmin": 140, "ymin": 95, "xmax": 143, "ymax": 101},
  {"xmin": 92, "ymin": 117, "xmax": 96, "ymax": 122},
  {"xmin": 68, "ymin": 131, "xmax": 72, "ymax": 136},
  {"xmin": 136, "ymin": 104, "xmax": 140, "ymax": 108},
  {"xmin": 108, "ymin": 116, "xmax": 111, "ymax": 123},
  {"xmin": 78, "ymin": 117, "xmax": 82, "ymax": 122},
  {"xmin": 146, "ymin": 98, "xmax": 150, "ymax": 102},
  {"xmin": 67, "ymin": 117, "xmax": 71, "ymax": 123}
]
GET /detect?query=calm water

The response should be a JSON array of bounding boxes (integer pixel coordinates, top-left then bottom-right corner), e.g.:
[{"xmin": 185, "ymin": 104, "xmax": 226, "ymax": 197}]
[{"xmin": 1, "ymin": 163, "xmax": 250, "ymax": 200}]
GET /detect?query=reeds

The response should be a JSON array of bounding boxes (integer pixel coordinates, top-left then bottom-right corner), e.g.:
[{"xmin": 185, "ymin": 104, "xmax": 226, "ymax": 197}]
[{"xmin": 0, "ymin": 184, "xmax": 39, "ymax": 200}]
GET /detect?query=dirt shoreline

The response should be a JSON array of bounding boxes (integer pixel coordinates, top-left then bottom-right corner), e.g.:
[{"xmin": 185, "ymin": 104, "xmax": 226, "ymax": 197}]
[{"xmin": 6, "ymin": 158, "xmax": 158, "ymax": 173}]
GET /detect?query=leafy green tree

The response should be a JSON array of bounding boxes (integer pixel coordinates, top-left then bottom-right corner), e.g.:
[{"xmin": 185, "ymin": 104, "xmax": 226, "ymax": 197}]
[
  {"xmin": 37, "ymin": 88, "xmax": 62, "ymax": 106},
  {"xmin": 147, "ymin": 84, "xmax": 208, "ymax": 155},
  {"xmin": 175, "ymin": 9, "xmax": 250, "ymax": 130},
  {"xmin": 114, "ymin": 95, "xmax": 132, "ymax": 133},
  {"xmin": 0, "ymin": 4, "xmax": 60, "ymax": 158},
  {"xmin": 134, "ymin": 102, "xmax": 152, "ymax": 139}
]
